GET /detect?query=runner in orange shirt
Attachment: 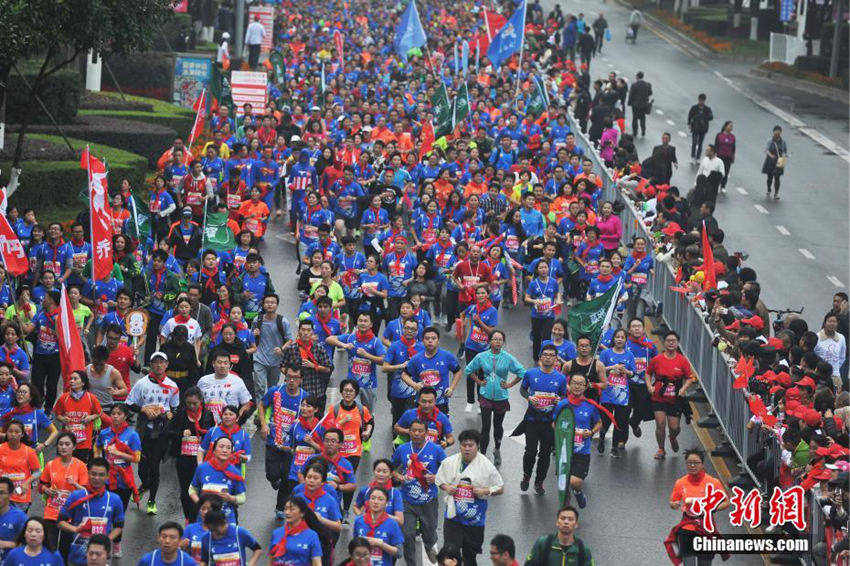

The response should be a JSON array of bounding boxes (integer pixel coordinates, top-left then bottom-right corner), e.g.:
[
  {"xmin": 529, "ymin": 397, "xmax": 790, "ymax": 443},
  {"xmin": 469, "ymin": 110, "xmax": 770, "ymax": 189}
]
[
  {"xmin": 0, "ymin": 420, "xmax": 41, "ymax": 509},
  {"xmin": 39, "ymin": 432, "xmax": 89, "ymax": 546},
  {"xmin": 238, "ymin": 186, "xmax": 271, "ymax": 238},
  {"xmin": 52, "ymin": 371, "xmax": 103, "ymax": 462}
]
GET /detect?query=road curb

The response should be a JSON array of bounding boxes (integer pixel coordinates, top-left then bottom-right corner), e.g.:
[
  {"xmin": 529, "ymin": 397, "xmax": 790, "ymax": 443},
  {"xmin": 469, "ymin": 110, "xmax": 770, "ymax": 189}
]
[{"xmin": 750, "ymin": 67, "xmax": 848, "ymax": 104}]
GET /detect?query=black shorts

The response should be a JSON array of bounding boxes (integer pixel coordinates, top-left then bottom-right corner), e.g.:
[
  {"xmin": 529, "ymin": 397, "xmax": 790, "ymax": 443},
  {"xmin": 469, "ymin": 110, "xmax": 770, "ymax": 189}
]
[
  {"xmin": 652, "ymin": 401, "xmax": 683, "ymax": 417},
  {"xmin": 571, "ymin": 453, "xmax": 591, "ymax": 480}
]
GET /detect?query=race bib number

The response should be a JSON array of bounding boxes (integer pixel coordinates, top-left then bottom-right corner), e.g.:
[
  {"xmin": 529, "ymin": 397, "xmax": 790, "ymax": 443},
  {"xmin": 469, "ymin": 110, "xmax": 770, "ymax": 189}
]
[
  {"xmin": 278, "ymin": 407, "xmax": 297, "ymax": 431},
  {"xmin": 293, "ymin": 445, "xmax": 315, "ymax": 468},
  {"xmin": 534, "ymin": 392, "xmax": 558, "ymax": 411},
  {"xmin": 202, "ymin": 482, "xmax": 229, "ymax": 495},
  {"xmin": 635, "ymin": 359, "xmax": 647, "ymax": 373},
  {"xmin": 470, "ymin": 326, "xmax": 489, "ymax": 344},
  {"xmin": 342, "ymin": 433, "xmax": 358, "ymax": 455},
  {"xmin": 454, "ymin": 484, "xmax": 474, "ymax": 503},
  {"xmin": 421, "ymin": 370, "xmax": 440, "ymax": 387},
  {"xmin": 586, "ymin": 262, "xmax": 599, "ymax": 275},
  {"xmin": 506, "ymin": 235, "xmax": 519, "ymax": 253},
  {"xmin": 149, "ymin": 199, "xmax": 161, "ymax": 213},
  {"xmin": 207, "ymin": 400, "xmax": 225, "ymax": 420},
  {"xmin": 663, "ymin": 382, "xmax": 677, "ymax": 398},
  {"xmin": 47, "ymin": 489, "xmax": 70, "ymax": 512},
  {"xmin": 88, "ymin": 517, "xmax": 108, "ymax": 536},
  {"xmin": 181, "ymin": 435, "xmax": 200, "ymax": 456},
  {"xmin": 304, "ymin": 225, "xmax": 318, "ymax": 239},
  {"xmin": 227, "ymin": 193, "xmax": 242, "ymax": 209},
  {"xmin": 462, "ymin": 276, "xmax": 480, "ymax": 289},
  {"xmin": 422, "ymin": 229, "xmax": 437, "ymax": 244},
  {"xmin": 186, "ymin": 192, "xmax": 202, "ymax": 206},
  {"xmin": 246, "ymin": 218, "xmax": 260, "ymax": 233},
  {"xmin": 213, "ymin": 552, "xmax": 242, "ymax": 566},
  {"xmin": 608, "ymin": 373, "xmax": 628, "ymax": 387},
  {"xmin": 68, "ymin": 422, "xmax": 87, "ymax": 444},
  {"xmin": 370, "ymin": 545, "xmax": 383, "ymax": 564},
  {"xmin": 6, "ymin": 473, "xmax": 25, "ymax": 493},
  {"xmin": 72, "ymin": 252, "xmax": 88, "ymax": 269},
  {"xmin": 352, "ymin": 357, "xmax": 372, "ymax": 377},
  {"xmin": 425, "ymin": 428, "xmax": 439, "ymax": 443},
  {"xmin": 537, "ymin": 298, "xmax": 552, "ymax": 314},
  {"xmin": 510, "ymin": 139, "xmax": 519, "ymax": 150},
  {"xmin": 631, "ymin": 272, "xmax": 647, "ymax": 285}
]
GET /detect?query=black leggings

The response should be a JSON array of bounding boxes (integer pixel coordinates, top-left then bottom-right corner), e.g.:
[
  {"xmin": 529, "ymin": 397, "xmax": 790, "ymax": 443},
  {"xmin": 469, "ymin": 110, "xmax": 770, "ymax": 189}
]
[
  {"xmin": 465, "ymin": 349, "xmax": 482, "ymax": 404},
  {"xmin": 342, "ymin": 455, "xmax": 360, "ymax": 512},
  {"xmin": 691, "ymin": 131, "xmax": 706, "ymax": 158},
  {"xmin": 139, "ymin": 435, "xmax": 167, "ymax": 501},
  {"xmin": 719, "ymin": 156, "xmax": 733, "ymax": 188},
  {"xmin": 176, "ymin": 455, "xmax": 199, "ymax": 521},
  {"xmin": 766, "ymin": 173, "xmax": 781, "ymax": 193},
  {"xmin": 444, "ymin": 289, "xmax": 460, "ymax": 328},
  {"xmin": 31, "ymin": 353, "xmax": 61, "ymax": 411},
  {"xmin": 480, "ymin": 408, "xmax": 506, "ymax": 454},
  {"xmin": 530, "ymin": 317, "xmax": 554, "ymax": 363},
  {"xmin": 600, "ymin": 403, "xmax": 631, "ymax": 447}
]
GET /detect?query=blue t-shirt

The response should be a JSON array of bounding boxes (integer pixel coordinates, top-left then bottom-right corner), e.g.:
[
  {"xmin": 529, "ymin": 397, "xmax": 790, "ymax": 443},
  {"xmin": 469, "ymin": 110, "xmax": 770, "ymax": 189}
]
[
  {"xmin": 540, "ymin": 339, "xmax": 577, "ymax": 363},
  {"xmin": 357, "ymin": 272, "xmax": 389, "ymax": 313},
  {"xmin": 336, "ymin": 333, "xmax": 387, "ymax": 389},
  {"xmin": 287, "ymin": 420, "xmax": 329, "ymax": 482},
  {"xmin": 262, "ymin": 387, "xmax": 307, "ymax": 449},
  {"xmin": 0, "ymin": 506, "xmax": 27, "ymax": 561},
  {"xmin": 96, "ymin": 427, "xmax": 142, "ymax": 489},
  {"xmin": 352, "ymin": 515, "xmax": 404, "ymax": 566},
  {"xmin": 553, "ymin": 399, "xmax": 601, "ymax": 455},
  {"xmin": 381, "ymin": 253, "xmax": 417, "ymax": 298},
  {"xmin": 32, "ymin": 311, "xmax": 59, "ymax": 355},
  {"xmin": 200, "ymin": 525, "xmax": 261, "ymax": 566},
  {"xmin": 268, "ymin": 525, "xmax": 322, "ymax": 566},
  {"xmin": 190, "ymin": 462, "xmax": 247, "ymax": 524},
  {"xmin": 1, "ymin": 546, "xmax": 63, "ymax": 565},
  {"xmin": 355, "ymin": 486, "xmax": 404, "ymax": 516},
  {"xmin": 526, "ymin": 277, "xmax": 560, "ymax": 319},
  {"xmin": 462, "ymin": 305, "xmax": 498, "ymax": 353},
  {"xmin": 200, "ymin": 428, "xmax": 252, "ymax": 462},
  {"xmin": 391, "ymin": 441, "xmax": 446, "ymax": 504},
  {"xmin": 0, "ymin": 409, "xmax": 51, "ymax": 446},
  {"xmin": 292, "ymin": 485, "xmax": 342, "ymax": 523},
  {"xmin": 521, "ymin": 368, "xmax": 567, "ymax": 422},
  {"xmin": 396, "ymin": 408, "xmax": 453, "ymax": 444},
  {"xmin": 599, "ymin": 348, "xmax": 637, "ymax": 406},
  {"xmin": 59, "ymin": 489, "xmax": 125, "ymax": 565},
  {"xmin": 405, "ymin": 349, "xmax": 461, "ymax": 406},
  {"xmin": 136, "ymin": 549, "xmax": 198, "ymax": 566},
  {"xmin": 302, "ymin": 454, "xmax": 355, "ymax": 486},
  {"xmin": 182, "ymin": 521, "xmax": 208, "ymax": 564},
  {"xmin": 384, "ymin": 340, "xmax": 424, "ymax": 400}
]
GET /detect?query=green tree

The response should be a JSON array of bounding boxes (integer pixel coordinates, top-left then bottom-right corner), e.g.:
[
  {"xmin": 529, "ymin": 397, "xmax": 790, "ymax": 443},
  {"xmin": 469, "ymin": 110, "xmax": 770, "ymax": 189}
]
[{"xmin": 0, "ymin": 0, "xmax": 174, "ymax": 195}]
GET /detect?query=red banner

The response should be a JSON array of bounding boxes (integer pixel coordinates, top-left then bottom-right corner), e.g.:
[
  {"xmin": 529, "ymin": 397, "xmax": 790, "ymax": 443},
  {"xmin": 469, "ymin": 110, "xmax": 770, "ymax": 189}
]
[
  {"xmin": 334, "ymin": 30, "xmax": 344, "ymax": 72},
  {"xmin": 58, "ymin": 284, "xmax": 86, "ymax": 379},
  {"xmin": 0, "ymin": 213, "xmax": 28, "ymax": 277},
  {"xmin": 189, "ymin": 89, "xmax": 207, "ymax": 146},
  {"xmin": 419, "ymin": 121, "xmax": 435, "ymax": 161},
  {"xmin": 80, "ymin": 148, "xmax": 113, "ymax": 281}
]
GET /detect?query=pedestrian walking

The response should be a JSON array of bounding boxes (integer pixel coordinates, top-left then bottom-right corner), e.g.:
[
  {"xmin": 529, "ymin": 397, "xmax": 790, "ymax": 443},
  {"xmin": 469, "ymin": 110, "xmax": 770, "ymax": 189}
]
[
  {"xmin": 244, "ymin": 15, "xmax": 266, "ymax": 70},
  {"xmin": 713, "ymin": 120, "xmax": 736, "ymax": 191},
  {"xmin": 761, "ymin": 125, "xmax": 787, "ymax": 199},
  {"xmin": 627, "ymin": 72, "xmax": 653, "ymax": 137},
  {"xmin": 687, "ymin": 94, "xmax": 713, "ymax": 162}
]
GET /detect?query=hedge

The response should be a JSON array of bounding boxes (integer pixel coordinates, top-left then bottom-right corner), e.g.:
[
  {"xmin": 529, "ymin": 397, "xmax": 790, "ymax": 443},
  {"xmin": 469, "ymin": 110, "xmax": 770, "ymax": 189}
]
[
  {"xmin": 78, "ymin": 92, "xmax": 195, "ymax": 140},
  {"xmin": 15, "ymin": 115, "xmax": 178, "ymax": 168},
  {"xmin": 5, "ymin": 69, "xmax": 81, "ymax": 125},
  {"xmin": 0, "ymin": 134, "xmax": 147, "ymax": 211},
  {"xmin": 104, "ymin": 52, "xmax": 175, "ymax": 102}
]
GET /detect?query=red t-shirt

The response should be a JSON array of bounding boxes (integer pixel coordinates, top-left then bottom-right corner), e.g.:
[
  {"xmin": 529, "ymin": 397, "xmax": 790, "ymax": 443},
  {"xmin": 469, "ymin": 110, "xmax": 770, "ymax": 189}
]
[
  {"xmin": 107, "ymin": 344, "xmax": 135, "ymax": 399},
  {"xmin": 647, "ymin": 352, "xmax": 693, "ymax": 404},
  {"xmin": 452, "ymin": 260, "xmax": 493, "ymax": 304}
]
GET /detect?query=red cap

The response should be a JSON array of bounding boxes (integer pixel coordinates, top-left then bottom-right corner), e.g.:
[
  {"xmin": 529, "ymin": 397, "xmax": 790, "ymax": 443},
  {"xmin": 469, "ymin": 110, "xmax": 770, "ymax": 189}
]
[
  {"xmin": 741, "ymin": 315, "xmax": 764, "ymax": 330},
  {"xmin": 725, "ymin": 320, "xmax": 741, "ymax": 331},
  {"xmin": 767, "ymin": 337, "xmax": 784, "ymax": 350},
  {"xmin": 662, "ymin": 222, "xmax": 683, "ymax": 237},
  {"xmin": 801, "ymin": 409, "xmax": 822, "ymax": 427},
  {"xmin": 796, "ymin": 376, "xmax": 816, "ymax": 390},
  {"xmin": 771, "ymin": 371, "xmax": 792, "ymax": 387}
]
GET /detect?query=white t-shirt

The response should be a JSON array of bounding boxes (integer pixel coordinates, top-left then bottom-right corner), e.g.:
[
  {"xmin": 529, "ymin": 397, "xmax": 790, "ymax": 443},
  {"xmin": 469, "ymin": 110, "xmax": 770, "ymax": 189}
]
[
  {"xmin": 127, "ymin": 375, "xmax": 180, "ymax": 414},
  {"xmin": 160, "ymin": 316, "xmax": 202, "ymax": 343},
  {"xmin": 196, "ymin": 373, "xmax": 253, "ymax": 423},
  {"xmin": 245, "ymin": 21, "xmax": 266, "ymax": 46}
]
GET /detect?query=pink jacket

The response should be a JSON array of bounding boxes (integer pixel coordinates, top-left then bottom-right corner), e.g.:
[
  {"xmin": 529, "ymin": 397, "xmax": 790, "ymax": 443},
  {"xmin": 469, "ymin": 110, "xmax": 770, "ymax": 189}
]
[
  {"xmin": 599, "ymin": 128, "xmax": 619, "ymax": 162},
  {"xmin": 596, "ymin": 213, "xmax": 622, "ymax": 250}
]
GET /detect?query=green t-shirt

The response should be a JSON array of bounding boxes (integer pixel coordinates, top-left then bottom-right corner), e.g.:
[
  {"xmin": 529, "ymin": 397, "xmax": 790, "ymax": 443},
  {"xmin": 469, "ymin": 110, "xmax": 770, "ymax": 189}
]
[
  {"xmin": 4, "ymin": 302, "xmax": 37, "ymax": 323},
  {"xmin": 72, "ymin": 304, "xmax": 93, "ymax": 329},
  {"xmin": 526, "ymin": 535, "xmax": 594, "ymax": 566}
]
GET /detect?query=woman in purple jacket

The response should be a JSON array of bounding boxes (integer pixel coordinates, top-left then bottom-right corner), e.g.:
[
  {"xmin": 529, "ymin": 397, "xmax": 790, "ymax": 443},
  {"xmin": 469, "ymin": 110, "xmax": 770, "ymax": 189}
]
[{"xmin": 713, "ymin": 120, "xmax": 736, "ymax": 191}]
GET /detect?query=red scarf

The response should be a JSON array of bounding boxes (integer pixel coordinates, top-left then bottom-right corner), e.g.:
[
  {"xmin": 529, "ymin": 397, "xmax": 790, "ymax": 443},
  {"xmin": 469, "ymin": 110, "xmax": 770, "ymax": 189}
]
[
  {"xmin": 217, "ymin": 301, "xmax": 231, "ymax": 321},
  {"xmin": 628, "ymin": 335, "xmax": 656, "ymax": 349},
  {"xmin": 400, "ymin": 336, "xmax": 418, "ymax": 358},
  {"xmin": 475, "ymin": 299, "xmax": 493, "ymax": 316},
  {"xmin": 392, "ymin": 252, "xmax": 406, "ymax": 276},
  {"xmin": 302, "ymin": 486, "xmax": 326, "ymax": 509},
  {"xmin": 105, "ymin": 424, "xmax": 140, "ymax": 504},
  {"xmin": 306, "ymin": 205, "xmax": 321, "ymax": 224},
  {"xmin": 2, "ymin": 403, "xmax": 32, "ymax": 422},
  {"xmin": 173, "ymin": 314, "xmax": 190, "ymax": 324},
  {"xmin": 149, "ymin": 372, "xmax": 178, "ymax": 395},
  {"xmin": 596, "ymin": 274, "xmax": 613, "ymax": 283},
  {"xmin": 67, "ymin": 485, "xmax": 107, "ymax": 511},
  {"xmin": 355, "ymin": 329, "xmax": 375, "ymax": 343},
  {"xmin": 186, "ymin": 408, "xmax": 208, "ymax": 436},
  {"xmin": 407, "ymin": 448, "xmax": 430, "ymax": 489},
  {"xmin": 270, "ymin": 520, "xmax": 309, "ymax": 557},
  {"xmin": 364, "ymin": 511, "xmax": 390, "ymax": 537},
  {"xmin": 436, "ymin": 240, "xmax": 451, "ymax": 266},
  {"xmin": 152, "ymin": 267, "xmax": 166, "ymax": 291},
  {"xmin": 316, "ymin": 313, "xmax": 334, "ymax": 338},
  {"xmin": 208, "ymin": 455, "xmax": 244, "ymax": 482},
  {"xmin": 201, "ymin": 267, "xmax": 219, "ymax": 293},
  {"xmin": 632, "ymin": 250, "xmax": 647, "ymax": 261},
  {"xmin": 416, "ymin": 408, "xmax": 442, "ymax": 438},
  {"xmin": 567, "ymin": 393, "xmax": 620, "ymax": 430},
  {"xmin": 369, "ymin": 479, "xmax": 393, "ymax": 490},
  {"xmin": 297, "ymin": 339, "xmax": 319, "ymax": 368},
  {"xmin": 368, "ymin": 206, "xmax": 382, "ymax": 224}
]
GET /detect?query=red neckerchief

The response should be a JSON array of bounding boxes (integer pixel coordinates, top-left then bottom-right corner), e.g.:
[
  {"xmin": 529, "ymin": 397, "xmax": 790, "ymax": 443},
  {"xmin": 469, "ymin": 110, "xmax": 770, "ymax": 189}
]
[
  {"xmin": 186, "ymin": 408, "xmax": 208, "ymax": 436},
  {"xmin": 71, "ymin": 238, "xmax": 85, "ymax": 247},
  {"xmin": 67, "ymin": 485, "xmax": 106, "ymax": 510},
  {"xmin": 316, "ymin": 313, "xmax": 334, "ymax": 337},
  {"xmin": 219, "ymin": 423, "xmax": 241, "ymax": 441},
  {"xmin": 208, "ymin": 456, "xmax": 244, "ymax": 482},
  {"xmin": 201, "ymin": 267, "xmax": 218, "ymax": 294},
  {"xmin": 1, "ymin": 403, "xmax": 32, "ymax": 422},
  {"xmin": 149, "ymin": 371, "xmax": 178, "ymax": 394},
  {"xmin": 2, "ymin": 345, "xmax": 18, "ymax": 367},
  {"xmin": 364, "ymin": 511, "xmax": 390, "ymax": 537},
  {"xmin": 567, "ymin": 393, "xmax": 619, "ymax": 429},
  {"xmin": 297, "ymin": 339, "xmax": 319, "ymax": 367},
  {"xmin": 355, "ymin": 329, "xmax": 375, "ymax": 343},
  {"xmin": 612, "ymin": 267, "xmax": 622, "ymax": 276},
  {"xmin": 416, "ymin": 408, "xmax": 442, "ymax": 437},
  {"xmin": 298, "ymin": 415, "xmax": 318, "ymax": 430},
  {"xmin": 152, "ymin": 267, "xmax": 166, "ymax": 291},
  {"xmin": 302, "ymin": 485, "xmax": 326, "ymax": 509},
  {"xmin": 306, "ymin": 205, "xmax": 321, "ymax": 224},
  {"xmin": 369, "ymin": 479, "xmax": 393, "ymax": 490},
  {"xmin": 173, "ymin": 314, "xmax": 190, "ymax": 324},
  {"xmin": 632, "ymin": 250, "xmax": 647, "ymax": 261},
  {"xmin": 629, "ymin": 335, "xmax": 656, "ymax": 349},
  {"xmin": 426, "ymin": 214, "xmax": 438, "ymax": 230},
  {"xmin": 407, "ymin": 447, "xmax": 430, "ymax": 489},
  {"xmin": 400, "ymin": 336, "xmax": 418, "ymax": 358},
  {"xmin": 392, "ymin": 252, "xmax": 406, "ymax": 276},
  {"xmin": 270, "ymin": 520, "xmax": 309, "ymax": 558},
  {"xmin": 217, "ymin": 301, "xmax": 231, "ymax": 321},
  {"xmin": 43, "ymin": 307, "xmax": 60, "ymax": 330},
  {"xmin": 105, "ymin": 424, "xmax": 140, "ymax": 503},
  {"xmin": 475, "ymin": 299, "xmax": 493, "ymax": 317},
  {"xmin": 48, "ymin": 239, "xmax": 66, "ymax": 266},
  {"xmin": 596, "ymin": 274, "xmax": 613, "ymax": 283},
  {"xmin": 368, "ymin": 206, "xmax": 382, "ymax": 223},
  {"xmin": 436, "ymin": 240, "xmax": 451, "ymax": 265}
]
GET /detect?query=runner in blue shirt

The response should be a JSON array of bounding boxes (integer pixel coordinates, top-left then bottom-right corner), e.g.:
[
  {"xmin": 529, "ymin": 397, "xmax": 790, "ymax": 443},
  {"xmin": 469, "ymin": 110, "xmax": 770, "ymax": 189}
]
[
  {"xmin": 553, "ymin": 373, "xmax": 603, "ymax": 509},
  {"xmin": 181, "ymin": 493, "xmax": 223, "ymax": 564},
  {"xmin": 0, "ymin": 478, "xmax": 27, "ymax": 562},
  {"xmin": 381, "ymin": 238, "xmax": 417, "ymax": 318},
  {"xmin": 599, "ymin": 328, "xmax": 637, "ymax": 458},
  {"xmin": 292, "ymin": 461, "xmax": 343, "ymax": 537},
  {"xmin": 58, "ymin": 458, "xmax": 125, "ymax": 566},
  {"xmin": 382, "ymin": 318, "xmax": 424, "ymax": 426},
  {"xmin": 356, "ymin": 259, "xmax": 389, "ymax": 331},
  {"xmin": 199, "ymin": 509, "xmax": 262, "ymax": 566},
  {"xmin": 394, "ymin": 388, "xmax": 455, "ymax": 449},
  {"xmin": 391, "ymin": 419, "xmax": 446, "ymax": 566},
  {"xmin": 330, "ymin": 168, "xmax": 365, "ymax": 235},
  {"xmin": 623, "ymin": 318, "xmax": 658, "ymax": 439},
  {"xmin": 268, "ymin": 497, "xmax": 323, "ymax": 566},
  {"xmin": 326, "ymin": 312, "xmax": 386, "ymax": 410},
  {"xmin": 352, "ymin": 459, "xmax": 404, "ymax": 523},
  {"xmin": 461, "ymin": 288, "xmax": 498, "ymax": 411},
  {"xmin": 335, "ymin": 237, "xmax": 367, "ymax": 320},
  {"xmin": 525, "ymin": 261, "xmax": 562, "ymax": 363},
  {"xmin": 188, "ymin": 437, "xmax": 247, "ymax": 525},
  {"xmin": 351, "ymin": 487, "xmax": 404, "ymax": 566},
  {"xmin": 402, "ymin": 328, "xmax": 463, "ymax": 413},
  {"xmin": 137, "ymin": 521, "xmax": 198, "ymax": 566},
  {"xmin": 0, "ymin": 517, "xmax": 63, "ymax": 565},
  {"xmin": 381, "ymin": 301, "xmax": 420, "ymax": 347},
  {"xmin": 540, "ymin": 319, "xmax": 578, "ymax": 367}
]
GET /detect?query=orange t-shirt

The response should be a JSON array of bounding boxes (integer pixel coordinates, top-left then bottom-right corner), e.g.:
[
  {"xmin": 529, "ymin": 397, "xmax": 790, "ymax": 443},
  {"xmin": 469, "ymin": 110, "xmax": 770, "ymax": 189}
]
[
  {"xmin": 52, "ymin": 391, "xmax": 102, "ymax": 450},
  {"xmin": 331, "ymin": 404, "xmax": 372, "ymax": 459},
  {"xmin": 39, "ymin": 457, "xmax": 89, "ymax": 520},
  {"xmin": 0, "ymin": 443, "xmax": 40, "ymax": 503},
  {"xmin": 463, "ymin": 181, "xmax": 487, "ymax": 200},
  {"xmin": 669, "ymin": 472, "xmax": 726, "ymax": 529},
  {"xmin": 238, "ymin": 201, "xmax": 270, "ymax": 237}
]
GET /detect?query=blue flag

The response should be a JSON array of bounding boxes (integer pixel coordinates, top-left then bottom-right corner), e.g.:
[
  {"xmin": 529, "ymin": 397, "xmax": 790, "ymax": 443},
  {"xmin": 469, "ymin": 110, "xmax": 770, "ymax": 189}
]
[
  {"xmin": 486, "ymin": 0, "xmax": 526, "ymax": 68},
  {"xmin": 394, "ymin": 0, "xmax": 427, "ymax": 60}
]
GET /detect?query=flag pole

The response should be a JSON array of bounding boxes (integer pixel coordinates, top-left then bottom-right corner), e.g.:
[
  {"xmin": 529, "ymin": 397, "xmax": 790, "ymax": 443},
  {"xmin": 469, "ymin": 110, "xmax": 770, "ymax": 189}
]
[{"xmin": 513, "ymin": 0, "xmax": 528, "ymax": 101}]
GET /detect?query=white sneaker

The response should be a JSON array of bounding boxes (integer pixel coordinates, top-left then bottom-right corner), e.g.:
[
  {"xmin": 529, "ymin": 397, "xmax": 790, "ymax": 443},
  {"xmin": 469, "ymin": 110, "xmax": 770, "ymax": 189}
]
[
  {"xmin": 465, "ymin": 403, "xmax": 474, "ymax": 413},
  {"xmin": 426, "ymin": 545, "xmax": 438, "ymax": 564},
  {"xmin": 476, "ymin": 405, "xmax": 482, "ymax": 414},
  {"xmin": 112, "ymin": 542, "xmax": 122, "ymax": 558}
]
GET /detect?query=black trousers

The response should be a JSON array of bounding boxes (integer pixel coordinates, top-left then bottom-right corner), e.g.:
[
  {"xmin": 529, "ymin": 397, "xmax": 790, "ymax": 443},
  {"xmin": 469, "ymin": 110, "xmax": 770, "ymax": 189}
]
[
  {"xmin": 31, "ymin": 353, "xmax": 61, "ymax": 411},
  {"xmin": 530, "ymin": 317, "xmax": 554, "ymax": 363},
  {"xmin": 176, "ymin": 455, "xmax": 199, "ymax": 521},
  {"xmin": 248, "ymin": 44, "xmax": 261, "ymax": 68},
  {"xmin": 464, "ymin": 349, "xmax": 482, "ymax": 404},
  {"xmin": 631, "ymin": 107, "xmax": 647, "ymax": 136},
  {"xmin": 444, "ymin": 289, "xmax": 460, "ymax": 329},
  {"xmin": 387, "ymin": 296, "xmax": 404, "ymax": 321},
  {"xmin": 480, "ymin": 407, "xmax": 506, "ymax": 454},
  {"xmin": 139, "ymin": 434, "xmax": 167, "ymax": 501},
  {"xmin": 443, "ymin": 518, "xmax": 485, "ymax": 566},
  {"xmin": 144, "ymin": 312, "xmax": 164, "ymax": 364},
  {"xmin": 522, "ymin": 420, "xmax": 554, "ymax": 483},
  {"xmin": 390, "ymin": 396, "xmax": 415, "ymax": 428},
  {"xmin": 719, "ymin": 156, "xmax": 733, "ymax": 188},
  {"xmin": 342, "ymin": 455, "xmax": 360, "ymax": 512},
  {"xmin": 691, "ymin": 131, "xmax": 707, "ymax": 158},
  {"xmin": 265, "ymin": 445, "xmax": 294, "ymax": 511},
  {"xmin": 600, "ymin": 403, "xmax": 630, "ymax": 446},
  {"xmin": 766, "ymin": 173, "xmax": 781, "ymax": 193},
  {"xmin": 628, "ymin": 383, "xmax": 652, "ymax": 431}
]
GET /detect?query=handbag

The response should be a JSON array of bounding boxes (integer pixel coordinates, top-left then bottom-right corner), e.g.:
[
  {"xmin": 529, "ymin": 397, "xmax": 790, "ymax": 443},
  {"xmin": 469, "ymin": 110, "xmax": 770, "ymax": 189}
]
[
  {"xmin": 776, "ymin": 156, "xmax": 786, "ymax": 170},
  {"xmin": 605, "ymin": 28, "xmax": 612, "ymax": 41}
]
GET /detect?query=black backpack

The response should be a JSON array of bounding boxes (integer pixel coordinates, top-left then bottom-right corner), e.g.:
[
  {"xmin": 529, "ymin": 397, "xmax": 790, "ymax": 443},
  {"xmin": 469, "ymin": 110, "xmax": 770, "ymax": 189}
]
[{"xmin": 532, "ymin": 534, "xmax": 587, "ymax": 566}]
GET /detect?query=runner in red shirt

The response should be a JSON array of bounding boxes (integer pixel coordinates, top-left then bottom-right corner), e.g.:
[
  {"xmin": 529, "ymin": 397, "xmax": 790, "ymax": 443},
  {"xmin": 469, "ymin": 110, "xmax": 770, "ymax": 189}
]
[
  {"xmin": 105, "ymin": 325, "xmax": 139, "ymax": 401},
  {"xmin": 646, "ymin": 331, "xmax": 697, "ymax": 460},
  {"xmin": 451, "ymin": 244, "xmax": 493, "ymax": 310}
]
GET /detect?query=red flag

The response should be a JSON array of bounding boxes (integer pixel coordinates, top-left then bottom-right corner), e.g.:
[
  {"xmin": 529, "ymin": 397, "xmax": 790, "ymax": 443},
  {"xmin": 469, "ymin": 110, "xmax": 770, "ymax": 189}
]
[
  {"xmin": 419, "ymin": 121, "xmax": 435, "ymax": 161},
  {"xmin": 57, "ymin": 284, "xmax": 86, "ymax": 380},
  {"xmin": 334, "ymin": 30, "xmax": 344, "ymax": 72},
  {"xmin": 0, "ymin": 189, "xmax": 29, "ymax": 276},
  {"xmin": 188, "ymin": 89, "xmax": 207, "ymax": 146},
  {"xmin": 80, "ymin": 147, "xmax": 113, "ymax": 281},
  {"xmin": 477, "ymin": 8, "xmax": 508, "ymax": 53},
  {"xmin": 701, "ymin": 220, "xmax": 716, "ymax": 291}
]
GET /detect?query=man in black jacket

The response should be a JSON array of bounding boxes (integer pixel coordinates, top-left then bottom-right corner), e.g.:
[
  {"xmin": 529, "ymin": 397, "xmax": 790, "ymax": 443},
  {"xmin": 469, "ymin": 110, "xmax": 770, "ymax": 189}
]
[
  {"xmin": 627, "ymin": 71, "xmax": 653, "ymax": 137},
  {"xmin": 687, "ymin": 93, "xmax": 713, "ymax": 161},
  {"xmin": 651, "ymin": 132, "xmax": 678, "ymax": 184}
]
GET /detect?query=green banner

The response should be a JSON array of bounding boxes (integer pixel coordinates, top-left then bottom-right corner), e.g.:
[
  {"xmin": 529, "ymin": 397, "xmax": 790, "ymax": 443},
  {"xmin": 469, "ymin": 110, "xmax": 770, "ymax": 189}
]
[
  {"xmin": 126, "ymin": 194, "xmax": 151, "ymax": 240},
  {"xmin": 431, "ymin": 81, "xmax": 453, "ymax": 139},
  {"xmin": 269, "ymin": 51, "xmax": 285, "ymax": 84},
  {"xmin": 203, "ymin": 211, "xmax": 237, "ymax": 251},
  {"xmin": 452, "ymin": 81, "xmax": 470, "ymax": 131},
  {"xmin": 567, "ymin": 280, "xmax": 621, "ymax": 352},
  {"xmin": 527, "ymin": 74, "xmax": 549, "ymax": 119},
  {"xmin": 554, "ymin": 403, "xmax": 576, "ymax": 508}
]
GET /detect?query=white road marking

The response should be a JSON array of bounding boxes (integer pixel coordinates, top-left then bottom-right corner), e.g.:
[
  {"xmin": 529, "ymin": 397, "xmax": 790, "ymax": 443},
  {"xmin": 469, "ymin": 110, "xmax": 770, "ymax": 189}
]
[
  {"xmin": 827, "ymin": 276, "xmax": 846, "ymax": 288},
  {"xmin": 676, "ymin": 130, "xmax": 687, "ymax": 138},
  {"xmin": 607, "ymin": 63, "xmax": 613, "ymax": 67},
  {"xmin": 735, "ymin": 187, "xmax": 748, "ymax": 195},
  {"xmin": 799, "ymin": 127, "xmax": 850, "ymax": 162},
  {"xmin": 799, "ymin": 248, "xmax": 816, "ymax": 260},
  {"xmin": 754, "ymin": 204, "xmax": 769, "ymax": 215},
  {"xmin": 602, "ymin": 57, "xmax": 609, "ymax": 62},
  {"xmin": 655, "ymin": 109, "xmax": 664, "ymax": 115},
  {"xmin": 775, "ymin": 225, "xmax": 791, "ymax": 235},
  {"xmin": 665, "ymin": 119, "xmax": 675, "ymax": 126}
]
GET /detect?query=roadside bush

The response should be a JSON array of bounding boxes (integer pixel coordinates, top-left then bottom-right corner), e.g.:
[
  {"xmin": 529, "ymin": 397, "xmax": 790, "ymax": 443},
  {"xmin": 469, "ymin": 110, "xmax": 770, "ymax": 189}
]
[{"xmin": 5, "ymin": 69, "xmax": 80, "ymax": 125}]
